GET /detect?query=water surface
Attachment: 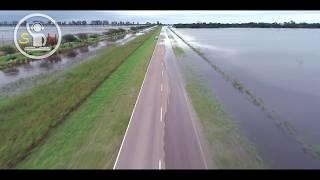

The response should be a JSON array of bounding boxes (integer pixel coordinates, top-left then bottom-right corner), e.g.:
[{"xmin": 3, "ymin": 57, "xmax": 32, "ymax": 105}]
[
  {"xmin": 0, "ymin": 28, "xmax": 151, "ymax": 92},
  {"xmin": 171, "ymin": 27, "xmax": 320, "ymax": 168}
]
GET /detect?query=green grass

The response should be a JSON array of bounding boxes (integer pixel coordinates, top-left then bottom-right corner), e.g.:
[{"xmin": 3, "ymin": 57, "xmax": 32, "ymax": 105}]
[
  {"xmin": 183, "ymin": 65, "xmax": 265, "ymax": 168},
  {"xmin": 0, "ymin": 27, "xmax": 160, "ymax": 168},
  {"xmin": 173, "ymin": 46, "xmax": 184, "ymax": 57},
  {"xmin": 0, "ymin": 53, "xmax": 26, "ymax": 64},
  {"xmin": 17, "ymin": 27, "xmax": 160, "ymax": 169},
  {"xmin": 166, "ymin": 31, "xmax": 184, "ymax": 57}
]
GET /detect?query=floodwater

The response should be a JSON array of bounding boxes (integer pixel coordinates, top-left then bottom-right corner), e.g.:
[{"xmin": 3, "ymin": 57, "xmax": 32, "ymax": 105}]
[
  {"xmin": 0, "ymin": 25, "xmax": 133, "ymax": 45},
  {"xmin": 168, "ymin": 27, "xmax": 320, "ymax": 168},
  {"xmin": 0, "ymin": 28, "xmax": 151, "ymax": 90}
]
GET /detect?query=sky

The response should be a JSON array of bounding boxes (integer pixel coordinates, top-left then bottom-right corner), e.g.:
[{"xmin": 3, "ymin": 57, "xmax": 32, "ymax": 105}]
[{"xmin": 0, "ymin": 11, "xmax": 320, "ymax": 24}]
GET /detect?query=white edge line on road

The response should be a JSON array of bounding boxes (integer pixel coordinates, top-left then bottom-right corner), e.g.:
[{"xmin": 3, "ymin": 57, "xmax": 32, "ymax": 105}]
[
  {"xmin": 161, "ymin": 83, "xmax": 163, "ymax": 92},
  {"xmin": 162, "ymin": 69, "xmax": 164, "ymax": 77},
  {"xmin": 160, "ymin": 106, "xmax": 163, "ymax": 122},
  {"xmin": 113, "ymin": 31, "xmax": 160, "ymax": 170},
  {"xmin": 159, "ymin": 160, "xmax": 162, "ymax": 169},
  {"xmin": 188, "ymin": 100, "xmax": 209, "ymax": 169}
]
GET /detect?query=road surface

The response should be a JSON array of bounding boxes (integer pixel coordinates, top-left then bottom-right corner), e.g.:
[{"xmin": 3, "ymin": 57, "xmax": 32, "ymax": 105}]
[{"xmin": 113, "ymin": 27, "xmax": 210, "ymax": 169}]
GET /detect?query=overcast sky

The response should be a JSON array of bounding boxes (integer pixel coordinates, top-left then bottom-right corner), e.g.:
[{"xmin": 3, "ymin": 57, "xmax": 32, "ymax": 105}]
[{"xmin": 0, "ymin": 11, "xmax": 320, "ymax": 24}]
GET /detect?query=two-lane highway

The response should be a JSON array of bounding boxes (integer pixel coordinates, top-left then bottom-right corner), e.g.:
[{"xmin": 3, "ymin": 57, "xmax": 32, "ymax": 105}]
[{"xmin": 113, "ymin": 27, "xmax": 209, "ymax": 169}]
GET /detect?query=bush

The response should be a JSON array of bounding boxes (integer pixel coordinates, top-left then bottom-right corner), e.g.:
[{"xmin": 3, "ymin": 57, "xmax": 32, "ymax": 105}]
[
  {"xmin": 130, "ymin": 26, "xmax": 151, "ymax": 32},
  {"xmin": 104, "ymin": 29, "xmax": 117, "ymax": 35},
  {"xmin": 118, "ymin": 28, "xmax": 126, "ymax": 33},
  {"xmin": 62, "ymin": 34, "xmax": 78, "ymax": 43},
  {"xmin": 0, "ymin": 45, "xmax": 17, "ymax": 55},
  {"xmin": 104, "ymin": 28, "xmax": 127, "ymax": 36},
  {"xmin": 130, "ymin": 27, "xmax": 138, "ymax": 31},
  {"xmin": 77, "ymin": 33, "xmax": 88, "ymax": 40},
  {"xmin": 89, "ymin": 34, "xmax": 99, "ymax": 38}
]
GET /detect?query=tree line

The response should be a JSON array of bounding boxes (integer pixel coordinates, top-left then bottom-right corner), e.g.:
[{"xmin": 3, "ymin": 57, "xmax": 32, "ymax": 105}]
[
  {"xmin": 0, "ymin": 20, "xmax": 161, "ymax": 26},
  {"xmin": 173, "ymin": 21, "xmax": 320, "ymax": 28}
]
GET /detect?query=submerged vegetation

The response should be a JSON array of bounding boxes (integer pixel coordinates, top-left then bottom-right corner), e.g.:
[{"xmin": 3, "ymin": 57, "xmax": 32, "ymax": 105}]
[
  {"xmin": 184, "ymin": 66, "xmax": 265, "ymax": 168},
  {"xmin": 173, "ymin": 46, "xmax": 184, "ymax": 57},
  {"xmin": 166, "ymin": 29, "xmax": 184, "ymax": 57},
  {"xmin": 169, "ymin": 27, "xmax": 320, "ymax": 161},
  {"xmin": 167, "ymin": 29, "xmax": 264, "ymax": 168},
  {"xmin": 0, "ymin": 28, "xmax": 134, "ymax": 70}
]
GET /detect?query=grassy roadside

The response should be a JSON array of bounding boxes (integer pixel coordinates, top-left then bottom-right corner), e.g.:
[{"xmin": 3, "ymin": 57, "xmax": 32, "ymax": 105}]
[
  {"xmin": 167, "ymin": 30, "xmax": 265, "ymax": 168},
  {"xmin": 17, "ymin": 27, "xmax": 160, "ymax": 168},
  {"xmin": 0, "ymin": 27, "xmax": 160, "ymax": 168}
]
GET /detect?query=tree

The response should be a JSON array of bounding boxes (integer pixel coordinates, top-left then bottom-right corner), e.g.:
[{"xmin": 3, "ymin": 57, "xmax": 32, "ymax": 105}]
[
  {"xmin": 0, "ymin": 45, "xmax": 17, "ymax": 55},
  {"xmin": 103, "ymin": 20, "xmax": 109, "ymax": 25},
  {"xmin": 62, "ymin": 34, "xmax": 78, "ymax": 43}
]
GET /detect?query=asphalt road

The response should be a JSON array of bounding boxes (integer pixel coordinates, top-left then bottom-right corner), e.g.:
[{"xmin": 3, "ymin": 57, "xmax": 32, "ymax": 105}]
[{"xmin": 113, "ymin": 27, "xmax": 209, "ymax": 169}]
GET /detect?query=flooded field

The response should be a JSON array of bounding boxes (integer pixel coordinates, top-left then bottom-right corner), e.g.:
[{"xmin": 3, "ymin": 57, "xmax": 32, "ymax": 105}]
[
  {"xmin": 0, "ymin": 28, "xmax": 151, "ymax": 96},
  {"xmin": 169, "ymin": 27, "xmax": 320, "ymax": 168},
  {"xmin": 0, "ymin": 25, "xmax": 133, "ymax": 45}
]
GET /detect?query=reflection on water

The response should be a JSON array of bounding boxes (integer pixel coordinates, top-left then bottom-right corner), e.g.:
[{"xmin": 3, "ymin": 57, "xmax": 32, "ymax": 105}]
[
  {"xmin": 65, "ymin": 50, "xmax": 79, "ymax": 58},
  {"xmin": 79, "ymin": 46, "xmax": 89, "ymax": 53},
  {"xmin": 170, "ymin": 27, "xmax": 320, "ymax": 168},
  {"xmin": 109, "ymin": 34, "xmax": 126, "ymax": 42},
  {"xmin": 90, "ymin": 43, "xmax": 98, "ymax": 48},
  {"xmin": 22, "ymin": 63, "xmax": 34, "ymax": 72},
  {"xmin": 2, "ymin": 68, "xmax": 19, "ymax": 76},
  {"xmin": 38, "ymin": 60, "xmax": 54, "ymax": 70},
  {"xmin": 0, "ymin": 29, "xmax": 151, "ymax": 89},
  {"xmin": 47, "ymin": 55, "xmax": 62, "ymax": 63}
]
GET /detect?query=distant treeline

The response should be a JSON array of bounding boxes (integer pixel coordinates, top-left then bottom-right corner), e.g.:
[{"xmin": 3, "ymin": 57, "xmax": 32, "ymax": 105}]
[
  {"xmin": 173, "ymin": 21, "xmax": 320, "ymax": 28},
  {"xmin": 0, "ymin": 20, "xmax": 162, "ymax": 26}
]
